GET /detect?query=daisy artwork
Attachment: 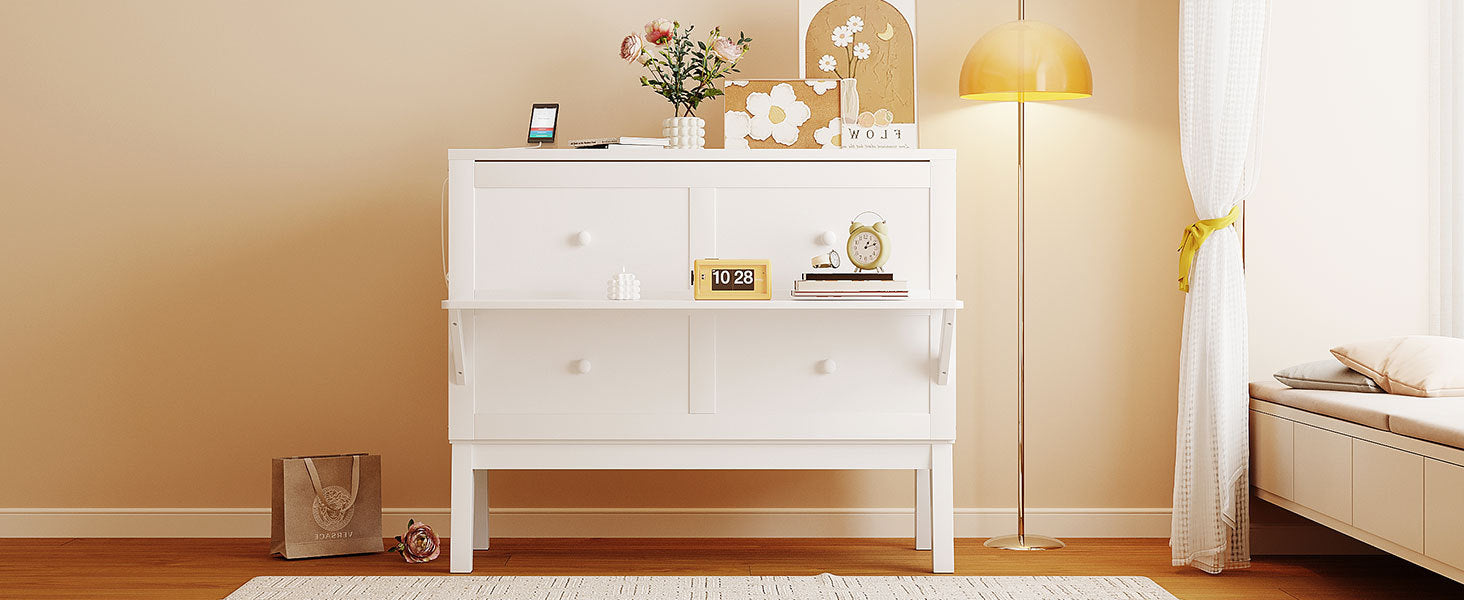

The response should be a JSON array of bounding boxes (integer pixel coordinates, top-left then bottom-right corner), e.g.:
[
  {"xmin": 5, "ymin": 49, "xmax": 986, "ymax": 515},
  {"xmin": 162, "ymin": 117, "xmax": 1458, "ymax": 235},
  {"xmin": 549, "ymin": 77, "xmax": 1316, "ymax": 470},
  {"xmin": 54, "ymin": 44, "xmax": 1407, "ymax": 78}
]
[
  {"xmin": 798, "ymin": 0, "xmax": 918, "ymax": 148},
  {"xmin": 723, "ymin": 80, "xmax": 844, "ymax": 149}
]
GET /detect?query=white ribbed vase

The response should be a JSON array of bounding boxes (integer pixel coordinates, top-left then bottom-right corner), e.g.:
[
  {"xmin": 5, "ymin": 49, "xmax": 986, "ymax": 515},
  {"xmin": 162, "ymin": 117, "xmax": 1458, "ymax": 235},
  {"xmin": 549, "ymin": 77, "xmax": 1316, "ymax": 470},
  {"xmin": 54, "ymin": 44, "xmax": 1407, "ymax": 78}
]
[{"xmin": 662, "ymin": 116, "xmax": 705, "ymax": 149}]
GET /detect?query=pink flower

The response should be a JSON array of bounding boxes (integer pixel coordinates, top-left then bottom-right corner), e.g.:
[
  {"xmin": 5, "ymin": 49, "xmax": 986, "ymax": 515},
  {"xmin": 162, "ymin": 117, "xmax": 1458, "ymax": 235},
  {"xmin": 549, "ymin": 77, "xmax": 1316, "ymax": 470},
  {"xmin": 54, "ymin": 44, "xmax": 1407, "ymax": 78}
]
[
  {"xmin": 391, "ymin": 520, "xmax": 440, "ymax": 564},
  {"xmin": 644, "ymin": 18, "xmax": 674, "ymax": 45},
  {"xmin": 710, "ymin": 37, "xmax": 743, "ymax": 62},
  {"xmin": 619, "ymin": 33, "xmax": 644, "ymax": 64}
]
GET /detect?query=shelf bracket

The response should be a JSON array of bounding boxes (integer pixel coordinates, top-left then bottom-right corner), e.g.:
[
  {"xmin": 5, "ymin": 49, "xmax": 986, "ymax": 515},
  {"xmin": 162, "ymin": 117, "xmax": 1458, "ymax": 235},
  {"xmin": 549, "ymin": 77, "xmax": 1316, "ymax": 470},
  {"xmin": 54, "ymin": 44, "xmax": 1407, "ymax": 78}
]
[
  {"xmin": 449, "ymin": 309, "xmax": 466, "ymax": 385},
  {"xmin": 936, "ymin": 309, "xmax": 955, "ymax": 385}
]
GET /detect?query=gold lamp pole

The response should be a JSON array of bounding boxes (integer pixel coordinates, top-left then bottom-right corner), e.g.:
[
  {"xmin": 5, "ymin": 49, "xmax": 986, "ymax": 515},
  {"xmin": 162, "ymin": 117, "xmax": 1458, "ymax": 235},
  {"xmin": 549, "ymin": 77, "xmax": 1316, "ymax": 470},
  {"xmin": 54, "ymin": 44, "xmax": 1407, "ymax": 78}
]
[{"xmin": 959, "ymin": 0, "xmax": 1092, "ymax": 551}]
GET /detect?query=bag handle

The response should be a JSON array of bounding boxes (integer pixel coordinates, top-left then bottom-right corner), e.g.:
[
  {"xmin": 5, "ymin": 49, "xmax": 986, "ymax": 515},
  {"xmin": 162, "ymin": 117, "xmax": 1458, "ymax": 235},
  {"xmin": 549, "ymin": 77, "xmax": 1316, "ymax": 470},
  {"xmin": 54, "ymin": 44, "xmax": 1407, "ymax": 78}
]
[{"xmin": 303, "ymin": 455, "xmax": 361, "ymax": 512}]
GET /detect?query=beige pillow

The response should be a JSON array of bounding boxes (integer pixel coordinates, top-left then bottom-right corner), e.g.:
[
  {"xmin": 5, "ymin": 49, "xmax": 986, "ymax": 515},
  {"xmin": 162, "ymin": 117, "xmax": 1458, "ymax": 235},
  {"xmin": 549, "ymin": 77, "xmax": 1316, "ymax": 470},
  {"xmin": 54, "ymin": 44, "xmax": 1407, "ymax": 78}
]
[
  {"xmin": 1274, "ymin": 359, "xmax": 1383, "ymax": 393},
  {"xmin": 1331, "ymin": 336, "xmax": 1464, "ymax": 397}
]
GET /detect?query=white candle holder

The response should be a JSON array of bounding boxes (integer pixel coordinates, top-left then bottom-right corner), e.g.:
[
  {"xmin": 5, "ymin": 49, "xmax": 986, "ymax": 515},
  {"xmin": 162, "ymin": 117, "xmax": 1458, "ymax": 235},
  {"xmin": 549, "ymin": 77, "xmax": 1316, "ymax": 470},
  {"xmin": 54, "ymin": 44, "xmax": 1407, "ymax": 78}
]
[{"xmin": 606, "ymin": 269, "xmax": 642, "ymax": 300}]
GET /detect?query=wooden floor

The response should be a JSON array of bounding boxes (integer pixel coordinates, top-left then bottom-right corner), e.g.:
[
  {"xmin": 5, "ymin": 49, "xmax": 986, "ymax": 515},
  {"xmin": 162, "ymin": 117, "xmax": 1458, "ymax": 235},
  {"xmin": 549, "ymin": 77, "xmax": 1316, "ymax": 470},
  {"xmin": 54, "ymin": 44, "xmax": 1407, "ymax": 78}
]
[{"xmin": 1, "ymin": 538, "xmax": 1459, "ymax": 599}]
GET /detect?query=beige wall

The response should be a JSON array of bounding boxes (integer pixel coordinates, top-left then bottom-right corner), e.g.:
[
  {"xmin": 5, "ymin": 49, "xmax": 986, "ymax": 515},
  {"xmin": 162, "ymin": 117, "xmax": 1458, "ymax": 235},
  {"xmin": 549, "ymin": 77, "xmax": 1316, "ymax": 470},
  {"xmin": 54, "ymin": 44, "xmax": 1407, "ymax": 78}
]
[
  {"xmin": 1247, "ymin": 0, "xmax": 1433, "ymax": 377},
  {"xmin": 0, "ymin": 1, "xmax": 1190, "ymax": 514}
]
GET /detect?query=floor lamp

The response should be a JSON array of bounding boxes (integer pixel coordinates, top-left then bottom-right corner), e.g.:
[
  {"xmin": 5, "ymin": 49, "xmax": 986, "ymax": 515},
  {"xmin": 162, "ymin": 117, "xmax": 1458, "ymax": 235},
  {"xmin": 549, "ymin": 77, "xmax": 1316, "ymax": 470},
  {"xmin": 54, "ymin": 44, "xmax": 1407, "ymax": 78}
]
[{"xmin": 958, "ymin": 2, "xmax": 1092, "ymax": 551}]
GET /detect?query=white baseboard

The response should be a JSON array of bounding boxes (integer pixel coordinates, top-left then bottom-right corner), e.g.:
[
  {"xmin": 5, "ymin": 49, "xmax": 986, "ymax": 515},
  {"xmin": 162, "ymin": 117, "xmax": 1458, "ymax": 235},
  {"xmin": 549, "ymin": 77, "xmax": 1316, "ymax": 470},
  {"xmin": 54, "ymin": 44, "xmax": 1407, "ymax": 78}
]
[{"xmin": 0, "ymin": 507, "xmax": 1172, "ymax": 539}]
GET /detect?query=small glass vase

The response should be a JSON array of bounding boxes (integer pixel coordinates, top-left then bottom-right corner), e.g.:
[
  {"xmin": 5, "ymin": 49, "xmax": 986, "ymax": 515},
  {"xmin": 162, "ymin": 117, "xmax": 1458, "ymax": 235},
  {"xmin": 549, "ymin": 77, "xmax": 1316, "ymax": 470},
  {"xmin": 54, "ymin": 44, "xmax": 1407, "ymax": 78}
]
[
  {"xmin": 662, "ymin": 116, "xmax": 705, "ymax": 149},
  {"xmin": 841, "ymin": 78, "xmax": 860, "ymax": 125}
]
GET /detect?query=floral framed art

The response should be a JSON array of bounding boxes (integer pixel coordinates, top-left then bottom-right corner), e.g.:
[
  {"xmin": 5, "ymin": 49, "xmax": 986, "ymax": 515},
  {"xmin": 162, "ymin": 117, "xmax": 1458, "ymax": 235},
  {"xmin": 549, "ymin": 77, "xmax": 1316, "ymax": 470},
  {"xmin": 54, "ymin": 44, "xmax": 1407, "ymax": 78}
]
[
  {"xmin": 798, "ymin": 0, "xmax": 917, "ymax": 148},
  {"xmin": 723, "ymin": 79, "xmax": 844, "ymax": 149}
]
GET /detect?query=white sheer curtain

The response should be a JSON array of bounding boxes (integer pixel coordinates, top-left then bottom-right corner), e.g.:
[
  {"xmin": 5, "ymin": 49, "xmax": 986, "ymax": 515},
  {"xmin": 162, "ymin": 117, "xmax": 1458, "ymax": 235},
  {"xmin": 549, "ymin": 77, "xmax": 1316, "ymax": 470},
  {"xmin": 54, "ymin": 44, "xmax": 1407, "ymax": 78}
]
[
  {"xmin": 1172, "ymin": 0, "xmax": 1269, "ymax": 574},
  {"xmin": 1432, "ymin": 0, "xmax": 1464, "ymax": 338}
]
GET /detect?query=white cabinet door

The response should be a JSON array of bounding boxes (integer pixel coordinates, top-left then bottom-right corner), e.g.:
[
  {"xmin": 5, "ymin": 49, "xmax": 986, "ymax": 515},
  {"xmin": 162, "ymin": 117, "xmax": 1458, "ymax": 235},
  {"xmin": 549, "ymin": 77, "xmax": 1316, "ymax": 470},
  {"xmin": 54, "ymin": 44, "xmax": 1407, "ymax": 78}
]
[
  {"xmin": 1293, "ymin": 423, "xmax": 1353, "ymax": 524},
  {"xmin": 1251, "ymin": 410, "xmax": 1294, "ymax": 500},
  {"xmin": 1426, "ymin": 459, "xmax": 1464, "ymax": 569},
  {"xmin": 472, "ymin": 187, "xmax": 689, "ymax": 298},
  {"xmin": 714, "ymin": 186, "xmax": 931, "ymax": 296},
  {"xmin": 470, "ymin": 311, "xmax": 690, "ymax": 414},
  {"xmin": 1352, "ymin": 439, "xmax": 1424, "ymax": 553},
  {"xmin": 713, "ymin": 311, "xmax": 931, "ymax": 415}
]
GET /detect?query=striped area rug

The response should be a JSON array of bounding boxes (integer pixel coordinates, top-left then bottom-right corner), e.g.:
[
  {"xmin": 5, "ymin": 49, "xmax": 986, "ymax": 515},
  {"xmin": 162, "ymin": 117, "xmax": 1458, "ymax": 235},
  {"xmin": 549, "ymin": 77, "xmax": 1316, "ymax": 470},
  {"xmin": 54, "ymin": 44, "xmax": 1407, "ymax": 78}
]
[{"xmin": 225, "ymin": 574, "xmax": 1179, "ymax": 599}]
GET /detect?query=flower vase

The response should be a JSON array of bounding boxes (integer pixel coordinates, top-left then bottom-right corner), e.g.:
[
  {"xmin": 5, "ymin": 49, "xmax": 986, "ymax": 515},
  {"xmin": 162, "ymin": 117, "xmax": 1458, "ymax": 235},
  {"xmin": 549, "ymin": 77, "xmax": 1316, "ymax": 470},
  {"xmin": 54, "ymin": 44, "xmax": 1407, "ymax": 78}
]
[
  {"xmin": 662, "ymin": 116, "xmax": 705, "ymax": 149},
  {"xmin": 840, "ymin": 78, "xmax": 860, "ymax": 125}
]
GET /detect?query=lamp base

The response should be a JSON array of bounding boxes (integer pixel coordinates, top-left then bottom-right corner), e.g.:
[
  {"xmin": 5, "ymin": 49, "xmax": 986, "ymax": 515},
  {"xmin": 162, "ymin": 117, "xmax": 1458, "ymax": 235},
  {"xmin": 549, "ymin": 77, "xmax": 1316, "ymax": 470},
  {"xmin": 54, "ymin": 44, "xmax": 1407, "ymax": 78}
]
[{"xmin": 983, "ymin": 533, "xmax": 1065, "ymax": 551}]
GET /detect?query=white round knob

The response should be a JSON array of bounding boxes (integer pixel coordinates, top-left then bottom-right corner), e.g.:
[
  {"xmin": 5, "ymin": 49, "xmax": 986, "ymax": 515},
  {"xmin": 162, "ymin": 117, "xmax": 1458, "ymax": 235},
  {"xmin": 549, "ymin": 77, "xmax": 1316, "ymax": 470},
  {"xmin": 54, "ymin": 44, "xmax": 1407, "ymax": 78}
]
[
  {"xmin": 817, "ymin": 359, "xmax": 837, "ymax": 374},
  {"xmin": 574, "ymin": 359, "xmax": 592, "ymax": 374},
  {"xmin": 575, "ymin": 231, "xmax": 593, "ymax": 246},
  {"xmin": 817, "ymin": 231, "xmax": 838, "ymax": 246}
]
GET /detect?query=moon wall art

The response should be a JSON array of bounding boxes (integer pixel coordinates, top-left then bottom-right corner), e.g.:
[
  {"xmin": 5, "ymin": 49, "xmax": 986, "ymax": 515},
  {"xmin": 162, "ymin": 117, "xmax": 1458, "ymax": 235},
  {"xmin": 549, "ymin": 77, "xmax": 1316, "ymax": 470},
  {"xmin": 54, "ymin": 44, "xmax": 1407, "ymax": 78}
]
[{"xmin": 799, "ymin": 0, "xmax": 917, "ymax": 148}]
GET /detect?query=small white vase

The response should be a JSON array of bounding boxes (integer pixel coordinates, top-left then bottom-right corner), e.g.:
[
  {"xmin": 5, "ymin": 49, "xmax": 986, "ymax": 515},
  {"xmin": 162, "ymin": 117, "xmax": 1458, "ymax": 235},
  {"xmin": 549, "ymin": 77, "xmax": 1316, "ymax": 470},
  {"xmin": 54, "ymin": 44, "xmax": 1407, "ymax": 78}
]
[
  {"xmin": 662, "ymin": 116, "xmax": 705, "ymax": 149},
  {"xmin": 840, "ymin": 78, "xmax": 860, "ymax": 125}
]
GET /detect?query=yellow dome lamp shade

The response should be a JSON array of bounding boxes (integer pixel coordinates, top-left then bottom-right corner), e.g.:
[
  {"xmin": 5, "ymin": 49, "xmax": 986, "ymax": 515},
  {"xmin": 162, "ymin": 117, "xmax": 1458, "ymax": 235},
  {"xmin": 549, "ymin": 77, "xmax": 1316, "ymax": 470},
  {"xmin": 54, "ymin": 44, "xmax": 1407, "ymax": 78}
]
[{"xmin": 959, "ymin": 20, "xmax": 1092, "ymax": 102}]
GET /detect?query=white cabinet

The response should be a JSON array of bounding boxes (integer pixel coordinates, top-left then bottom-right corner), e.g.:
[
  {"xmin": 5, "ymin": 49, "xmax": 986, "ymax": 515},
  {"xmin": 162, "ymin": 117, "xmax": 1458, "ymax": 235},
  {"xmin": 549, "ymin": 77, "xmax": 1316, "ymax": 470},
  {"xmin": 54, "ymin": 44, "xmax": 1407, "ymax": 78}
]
[{"xmin": 444, "ymin": 149, "xmax": 960, "ymax": 574}]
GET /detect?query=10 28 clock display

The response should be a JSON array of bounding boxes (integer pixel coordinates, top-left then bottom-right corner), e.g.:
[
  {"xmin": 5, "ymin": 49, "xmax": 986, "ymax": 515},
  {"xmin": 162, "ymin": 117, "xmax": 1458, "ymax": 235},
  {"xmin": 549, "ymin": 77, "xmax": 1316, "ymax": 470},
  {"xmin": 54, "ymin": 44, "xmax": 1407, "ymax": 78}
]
[{"xmin": 693, "ymin": 259, "xmax": 772, "ymax": 300}]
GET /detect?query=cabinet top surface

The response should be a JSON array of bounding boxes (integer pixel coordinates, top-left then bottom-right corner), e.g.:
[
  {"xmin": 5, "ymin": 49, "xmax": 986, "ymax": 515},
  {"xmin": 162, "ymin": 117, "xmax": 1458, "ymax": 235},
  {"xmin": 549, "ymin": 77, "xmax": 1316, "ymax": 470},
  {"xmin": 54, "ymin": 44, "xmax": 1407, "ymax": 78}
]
[
  {"xmin": 443, "ymin": 299, "xmax": 962, "ymax": 310},
  {"xmin": 449, "ymin": 148, "xmax": 956, "ymax": 161}
]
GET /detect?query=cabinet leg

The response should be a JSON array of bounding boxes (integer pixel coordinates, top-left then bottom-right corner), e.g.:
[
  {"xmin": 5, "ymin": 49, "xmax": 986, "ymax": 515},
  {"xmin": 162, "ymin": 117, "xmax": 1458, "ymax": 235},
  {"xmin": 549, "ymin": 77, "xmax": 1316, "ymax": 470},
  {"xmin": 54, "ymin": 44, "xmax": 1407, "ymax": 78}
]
[
  {"xmin": 915, "ymin": 469, "xmax": 932, "ymax": 551},
  {"xmin": 450, "ymin": 444, "xmax": 474, "ymax": 573},
  {"xmin": 931, "ymin": 444, "xmax": 955, "ymax": 573},
  {"xmin": 473, "ymin": 470, "xmax": 490, "ymax": 550}
]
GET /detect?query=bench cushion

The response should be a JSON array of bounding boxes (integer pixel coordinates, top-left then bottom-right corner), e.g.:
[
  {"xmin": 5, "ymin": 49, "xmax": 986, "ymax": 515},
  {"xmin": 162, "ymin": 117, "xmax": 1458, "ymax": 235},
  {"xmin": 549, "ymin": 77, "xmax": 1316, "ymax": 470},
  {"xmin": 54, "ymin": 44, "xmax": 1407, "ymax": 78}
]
[
  {"xmin": 1251, "ymin": 381, "xmax": 1409, "ymax": 430},
  {"xmin": 1251, "ymin": 381, "xmax": 1464, "ymax": 450},
  {"xmin": 1388, "ymin": 406, "xmax": 1464, "ymax": 449}
]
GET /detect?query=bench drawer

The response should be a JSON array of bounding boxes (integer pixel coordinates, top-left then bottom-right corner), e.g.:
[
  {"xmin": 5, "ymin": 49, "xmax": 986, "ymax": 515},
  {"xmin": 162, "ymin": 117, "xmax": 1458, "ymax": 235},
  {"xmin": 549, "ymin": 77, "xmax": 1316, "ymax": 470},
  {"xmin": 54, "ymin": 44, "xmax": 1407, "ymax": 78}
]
[
  {"xmin": 1251, "ymin": 410, "xmax": 1294, "ymax": 499},
  {"xmin": 1426, "ymin": 459, "xmax": 1464, "ymax": 569},
  {"xmin": 1293, "ymin": 423, "xmax": 1352, "ymax": 524},
  {"xmin": 1352, "ymin": 439, "xmax": 1423, "ymax": 553}
]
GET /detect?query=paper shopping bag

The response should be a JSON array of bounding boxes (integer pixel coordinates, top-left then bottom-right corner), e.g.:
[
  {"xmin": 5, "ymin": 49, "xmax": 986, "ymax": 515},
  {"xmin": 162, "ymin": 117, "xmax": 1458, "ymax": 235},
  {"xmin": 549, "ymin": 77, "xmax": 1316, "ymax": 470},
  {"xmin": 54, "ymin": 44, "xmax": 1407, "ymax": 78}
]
[{"xmin": 270, "ymin": 453, "xmax": 382, "ymax": 558}]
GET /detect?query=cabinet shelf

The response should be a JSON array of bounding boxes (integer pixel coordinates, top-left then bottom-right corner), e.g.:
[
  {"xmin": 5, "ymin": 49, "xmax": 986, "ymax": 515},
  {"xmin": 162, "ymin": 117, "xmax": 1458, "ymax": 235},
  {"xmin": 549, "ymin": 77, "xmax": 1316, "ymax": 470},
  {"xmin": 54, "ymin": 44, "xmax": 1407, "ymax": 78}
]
[{"xmin": 442, "ymin": 299, "xmax": 963, "ymax": 311}]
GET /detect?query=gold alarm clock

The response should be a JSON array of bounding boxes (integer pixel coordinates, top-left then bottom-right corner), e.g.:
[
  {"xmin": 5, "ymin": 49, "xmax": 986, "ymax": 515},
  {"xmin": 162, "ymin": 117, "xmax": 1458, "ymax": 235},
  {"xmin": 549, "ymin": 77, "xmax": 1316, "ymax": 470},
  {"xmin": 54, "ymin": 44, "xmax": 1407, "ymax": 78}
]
[{"xmin": 847, "ymin": 211, "xmax": 890, "ymax": 271}]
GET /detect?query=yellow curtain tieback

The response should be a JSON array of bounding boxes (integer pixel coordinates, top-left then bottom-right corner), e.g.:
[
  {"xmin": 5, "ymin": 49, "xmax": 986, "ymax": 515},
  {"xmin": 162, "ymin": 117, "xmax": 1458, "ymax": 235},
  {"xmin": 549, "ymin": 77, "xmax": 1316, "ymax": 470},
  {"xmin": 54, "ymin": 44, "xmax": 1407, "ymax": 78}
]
[{"xmin": 1177, "ymin": 204, "xmax": 1241, "ymax": 293}]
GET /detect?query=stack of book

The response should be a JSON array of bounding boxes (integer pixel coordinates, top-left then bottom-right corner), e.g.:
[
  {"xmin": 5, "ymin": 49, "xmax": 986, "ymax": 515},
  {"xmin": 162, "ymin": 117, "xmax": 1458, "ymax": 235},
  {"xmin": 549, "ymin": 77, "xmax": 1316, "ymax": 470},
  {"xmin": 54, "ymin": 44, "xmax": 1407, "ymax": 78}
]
[
  {"xmin": 568, "ymin": 136, "xmax": 669, "ymax": 150},
  {"xmin": 791, "ymin": 273, "xmax": 908, "ymax": 299}
]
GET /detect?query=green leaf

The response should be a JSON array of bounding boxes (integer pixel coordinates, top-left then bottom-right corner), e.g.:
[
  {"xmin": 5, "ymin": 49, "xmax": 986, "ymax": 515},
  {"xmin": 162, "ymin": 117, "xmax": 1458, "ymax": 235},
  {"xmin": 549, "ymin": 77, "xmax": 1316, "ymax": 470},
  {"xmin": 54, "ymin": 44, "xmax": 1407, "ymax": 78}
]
[{"xmin": 408, "ymin": 519, "xmax": 414, "ymax": 526}]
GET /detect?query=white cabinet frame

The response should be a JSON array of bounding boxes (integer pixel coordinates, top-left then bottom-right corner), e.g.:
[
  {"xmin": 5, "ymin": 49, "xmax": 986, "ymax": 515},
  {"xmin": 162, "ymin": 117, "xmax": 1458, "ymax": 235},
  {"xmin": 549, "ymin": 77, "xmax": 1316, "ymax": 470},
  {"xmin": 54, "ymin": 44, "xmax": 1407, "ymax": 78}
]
[{"xmin": 444, "ymin": 149, "xmax": 961, "ymax": 574}]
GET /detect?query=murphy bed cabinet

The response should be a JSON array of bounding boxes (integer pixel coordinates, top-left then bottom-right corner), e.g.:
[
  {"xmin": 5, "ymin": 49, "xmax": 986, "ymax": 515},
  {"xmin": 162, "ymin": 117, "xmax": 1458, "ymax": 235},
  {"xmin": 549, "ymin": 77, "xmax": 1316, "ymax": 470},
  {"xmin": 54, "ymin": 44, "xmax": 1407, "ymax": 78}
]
[{"xmin": 443, "ymin": 149, "xmax": 961, "ymax": 573}]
